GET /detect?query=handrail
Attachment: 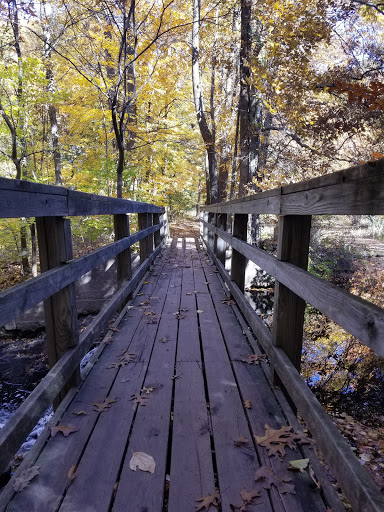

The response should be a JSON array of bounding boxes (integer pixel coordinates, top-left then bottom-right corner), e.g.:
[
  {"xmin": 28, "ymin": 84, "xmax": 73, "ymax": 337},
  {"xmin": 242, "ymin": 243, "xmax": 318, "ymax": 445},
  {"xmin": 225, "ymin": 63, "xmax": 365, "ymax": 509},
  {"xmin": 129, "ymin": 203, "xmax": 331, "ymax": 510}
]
[
  {"xmin": 199, "ymin": 159, "xmax": 384, "ymax": 512},
  {"xmin": 0, "ymin": 179, "xmax": 167, "ymax": 474}
]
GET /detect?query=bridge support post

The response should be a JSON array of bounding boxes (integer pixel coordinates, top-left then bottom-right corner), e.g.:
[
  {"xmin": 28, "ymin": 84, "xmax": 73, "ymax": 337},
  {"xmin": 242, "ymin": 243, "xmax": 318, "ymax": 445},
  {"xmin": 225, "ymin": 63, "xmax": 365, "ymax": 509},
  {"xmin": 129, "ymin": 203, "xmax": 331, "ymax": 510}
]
[
  {"xmin": 215, "ymin": 213, "xmax": 227, "ymax": 266},
  {"xmin": 272, "ymin": 215, "xmax": 312, "ymax": 380},
  {"xmin": 36, "ymin": 216, "xmax": 79, "ymax": 406},
  {"xmin": 208, "ymin": 212, "xmax": 215, "ymax": 249},
  {"xmin": 114, "ymin": 214, "xmax": 132, "ymax": 289},
  {"xmin": 153, "ymin": 213, "xmax": 161, "ymax": 247},
  {"xmin": 231, "ymin": 214, "xmax": 248, "ymax": 292},
  {"xmin": 138, "ymin": 212, "xmax": 151, "ymax": 262}
]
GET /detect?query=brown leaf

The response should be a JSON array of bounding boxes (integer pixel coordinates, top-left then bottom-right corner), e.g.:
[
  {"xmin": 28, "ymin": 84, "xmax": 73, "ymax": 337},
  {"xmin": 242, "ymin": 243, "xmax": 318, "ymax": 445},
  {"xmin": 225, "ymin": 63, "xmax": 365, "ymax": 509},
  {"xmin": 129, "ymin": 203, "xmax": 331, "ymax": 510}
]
[
  {"xmin": 222, "ymin": 299, "xmax": 235, "ymax": 305},
  {"xmin": 234, "ymin": 436, "xmax": 249, "ymax": 447},
  {"xmin": 72, "ymin": 410, "xmax": 88, "ymax": 416},
  {"xmin": 159, "ymin": 336, "xmax": 169, "ymax": 343},
  {"xmin": 242, "ymin": 354, "xmax": 267, "ymax": 365},
  {"xmin": 130, "ymin": 393, "xmax": 149, "ymax": 406},
  {"xmin": 93, "ymin": 397, "xmax": 118, "ymax": 413},
  {"xmin": 195, "ymin": 491, "xmax": 220, "ymax": 511},
  {"xmin": 13, "ymin": 466, "xmax": 40, "ymax": 492},
  {"xmin": 142, "ymin": 386, "xmax": 156, "ymax": 394},
  {"xmin": 244, "ymin": 400, "xmax": 252, "ymax": 409},
  {"xmin": 254, "ymin": 424, "xmax": 313, "ymax": 458},
  {"xmin": 309, "ymin": 465, "xmax": 321, "ymax": 490},
  {"xmin": 67, "ymin": 465, "xmax": 77, "ymax": 483},
  {"xmin": 254, "ymin": 466, "xmax": 295, "ymax": 494},
  {"xmin": 50, "ymin": 425, "xmax": 79, "ymax": 438},
  {"xmin": 113, "ymin": 481, "xmax": 119, "ymax": 497},
  {"xmin": 240, "ymin": 488, "xmax": 261, "ymax": 503}
]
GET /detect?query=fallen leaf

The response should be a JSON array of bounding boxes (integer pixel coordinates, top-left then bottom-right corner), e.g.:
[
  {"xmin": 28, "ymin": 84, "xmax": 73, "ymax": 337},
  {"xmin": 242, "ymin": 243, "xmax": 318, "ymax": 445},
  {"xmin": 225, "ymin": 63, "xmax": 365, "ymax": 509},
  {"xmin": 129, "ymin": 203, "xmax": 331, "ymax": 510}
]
[
  {"xmin": 309, "ymin": 465, "xmax": 321, "ymax": 490},
  {"xmin": 244, "ymin": 400, "xmax": 252, "ymax": 409},
  {"xmin": 13, "ymin": 466, "xmax": 40, "ymax": 492},
  {"xmin": 130, "ymin": 393, "xmax": 149, "ymax": 406},
  {"xmin": 172, "ymin": 374, "xmax": 181, "ymax": 380},
  {"xmin": 234, "ymin": 436, "xmax": 249, "ymax": 446},
  {"xmin": 203, "ymin": 282, "xmax": 209, "ymax": 285},
  {"xmin": 67, "ymin": 465, "xmax": 77, "ymax": 482},
  {"xmin": 186, "ymin": 292, "xmax": 193, "ymax": 295},
  {"xmin": 195, "ymin": 491, "xmax": 220, "ymax": 511},
  {"xmin": 113, "ymin": 481, "xmax": 119, "ymax": 497},
  {"xmin": 159, "ymin": 336, "xmax": 169, "ymax": 343},
  {"xmin": 142, "ymin": 386, "xmax": 156, "ymax": 394},
  {"xmin": 254, "ymin": 424, "xmax": 314, "ymax": 458},
  {"xmin": 72, "ymin": 410, "xmax": 88, "ymax": 416},
  {"xmin": 50, "ymin": 425, "xmax": 79, "ymax": 438},
  {"xmin": 144, "ymin": 311, "xmax": 157, "ymax": 317},
  {"xmin": 129, "ymin": 452, "xmax": 156, "ymax": 473},
  {"xmin": 196, "ymin": 310, "xmax": 203, "ymax": 314},
  {"xmin": 240, "ymin": 488, "xmax": 261, "ymax": 503},
  {"xmin": 242, "ymin": 354, "xmax": 267, "ymax": 365},
  {"xmin": 139, "ymin": 301, "xmax": 149, "ymax": 306},
  {"xmin": 93, "ymin": 397, "xmax": 118, "ymax": 413},
  {"xmin": 254, "ymin": 466, "xmax": 295, "ymax": 494},
  {"xmin": 222, "ymin": 299, "xmax": 235, "ymax": 305},
  {"xmin": 175, "ymin": 314, "xmax": 185, "ymax": 319},
  {"xmin": 288, "ymin": 458, "xmax": 310, "ymax": 472},
  {"xmin": 108, "ymin": 326, "xmax": 120, "ymax": 332}
]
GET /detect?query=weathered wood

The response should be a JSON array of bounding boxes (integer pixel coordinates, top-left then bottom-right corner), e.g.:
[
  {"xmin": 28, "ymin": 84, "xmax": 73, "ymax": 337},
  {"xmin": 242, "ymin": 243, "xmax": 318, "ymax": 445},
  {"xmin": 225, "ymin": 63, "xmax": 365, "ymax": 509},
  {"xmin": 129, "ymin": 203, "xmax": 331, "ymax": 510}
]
[
  {"xmin": 114, "ymin": 213, "xmax": 132, "ymax": 288},
  {"xmin": 153, "ymin": 213, "xmax": 161, "ymax": 247},
  {"xmin": 138, "ymin": 212, "xmax": 149, "ymax": 262},
  {"xmin": 207, "ymin": 212, "xmax": 215, "ymax": 248},
  {"xmin": 215, "ymin": 213, "xmax": 227, "ymax": 265},
  {"xmin": 36, "ymin": 216, "xmax": 79, "ymax": 403},
  {"xmin": 203, "ymin": 220, "xmax": 384, "ymax": 356},
  {"xmin": 147, "ymin": 212, "xmax": 154, "ymax": 254},
  {"xmin": 203, "ymin": 240, "xmax": 384, "ymax": 512},
  {"xmin": 231, "ymin": 214, "xmax": 248, "ymax": 292},
  {"xmin": 272, "ymin": 215, "xmax": 312, "ymax": 372},
  {"xmin": 0, "ymin": 176, "xmax": 164, "ymax": 218},
  {"xmin": 0, "ymin": 223, "xmax": 161, "ymax": 328},
  {"xmin": 0, "ymin": 243, "xmax": 163, "ymax": 476}
]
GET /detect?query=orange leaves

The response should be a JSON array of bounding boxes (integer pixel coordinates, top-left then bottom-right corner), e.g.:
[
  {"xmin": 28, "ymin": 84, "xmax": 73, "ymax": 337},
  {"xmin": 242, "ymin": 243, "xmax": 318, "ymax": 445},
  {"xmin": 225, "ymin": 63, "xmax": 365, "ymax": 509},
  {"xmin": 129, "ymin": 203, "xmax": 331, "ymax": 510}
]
[
  {"xmin": 93, "ymin": 397, "xmax": 118, "ymax": 413},
  {"xmin": 241, "ymin": 354, "xmax": 267, "ymax": 365},
  {"xmin": 329, "ymin": 81, "xmax": 384, "ymax": 111}
]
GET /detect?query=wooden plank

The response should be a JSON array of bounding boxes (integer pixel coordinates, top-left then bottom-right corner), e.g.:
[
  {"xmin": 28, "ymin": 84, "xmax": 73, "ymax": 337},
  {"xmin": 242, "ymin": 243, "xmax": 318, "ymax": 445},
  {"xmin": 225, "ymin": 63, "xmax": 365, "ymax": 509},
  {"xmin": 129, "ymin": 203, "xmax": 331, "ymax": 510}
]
[
  {"xmin": 202, "ymin": 240, "xmax": 384, "ymax": 512},
  {"xmin": 231, "ymin": 214, "xmax": 248, "ymax": 293},
  {"xmin": 168, "ymin": 361, "xmax": 216, "ymax": 512},
  {"xmin": 0, "ymin": 190, "xmax": 68, "ymax": 218},
  {"xmin": 36, "ymin": 217, "xmax": 79, "ymax": 403},
  {"xmin": 114, "ymin": 213, "xmax": 133, "ymax": 288},
  {"xmin": 203, "ymin": 221, "xmax": 384, "ymax": 356},
  {"xmin": 0, "ymin": 243, "xmax": 164, "ymax": 476},
  {"xmin": 193, "ymin": 260, "xmax": 273, "ymax": 511},
  {"xmin": 111, "ymin": 246, "xmax": 182, "ymax": 511},
  {"xmin": 201, "ymin": 195, "xmax": 281, "ymax": 215},
  {"xmin": 0, "ymin": 223, "xmax": 161, "ymax": 328},
  {"xmin": 272, "ymin": 215, "xmax": 311, "ymax": 372}
]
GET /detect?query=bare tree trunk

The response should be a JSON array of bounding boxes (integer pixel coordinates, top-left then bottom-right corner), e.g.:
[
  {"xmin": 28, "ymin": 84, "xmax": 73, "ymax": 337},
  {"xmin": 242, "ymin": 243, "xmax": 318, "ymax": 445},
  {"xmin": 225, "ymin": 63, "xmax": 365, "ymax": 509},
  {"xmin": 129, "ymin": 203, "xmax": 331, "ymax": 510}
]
[{"xmin": 192, "ymin": 0, "xmax": 218, "ymax": 204}]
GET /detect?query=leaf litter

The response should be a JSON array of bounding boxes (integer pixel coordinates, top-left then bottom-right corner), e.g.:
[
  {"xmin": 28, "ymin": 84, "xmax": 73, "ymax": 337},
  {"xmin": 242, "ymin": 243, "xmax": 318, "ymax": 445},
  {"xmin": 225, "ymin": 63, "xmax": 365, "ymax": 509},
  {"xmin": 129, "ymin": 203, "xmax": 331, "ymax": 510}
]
[
  {"xmin": 129, "ymin": 452, "xmax": 156, "ymax": 473},
  {"xmin": 13, "ymin": 466, "xmax": 40, "ymax": 493}
]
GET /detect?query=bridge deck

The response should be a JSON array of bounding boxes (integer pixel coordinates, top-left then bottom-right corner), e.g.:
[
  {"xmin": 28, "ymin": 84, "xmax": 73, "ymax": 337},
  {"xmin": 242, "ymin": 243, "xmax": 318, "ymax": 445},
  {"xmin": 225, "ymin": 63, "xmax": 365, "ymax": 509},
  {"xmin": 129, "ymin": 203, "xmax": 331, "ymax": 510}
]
[{"xmin": 4, "ymin": 238, "xmax": 332, "ymax": 512}]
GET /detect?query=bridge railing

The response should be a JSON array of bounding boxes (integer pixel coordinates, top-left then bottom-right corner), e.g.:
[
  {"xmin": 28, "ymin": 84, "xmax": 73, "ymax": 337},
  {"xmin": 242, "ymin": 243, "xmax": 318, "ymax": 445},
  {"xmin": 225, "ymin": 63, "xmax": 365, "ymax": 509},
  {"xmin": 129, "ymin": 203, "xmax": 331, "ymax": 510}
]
[
  {"xmin": 0, "ymin": 177, "xmax": 167, "ymax": 474},
  {"xmin": 200, "ymin": 159, "xmax": 384, "ymax": 512}
]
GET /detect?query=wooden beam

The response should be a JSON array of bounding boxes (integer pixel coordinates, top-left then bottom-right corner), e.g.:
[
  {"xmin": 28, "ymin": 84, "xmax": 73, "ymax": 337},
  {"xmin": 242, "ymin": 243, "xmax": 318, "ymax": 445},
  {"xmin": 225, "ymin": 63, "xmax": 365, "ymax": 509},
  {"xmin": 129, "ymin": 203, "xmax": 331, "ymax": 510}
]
[
  {"xmin": 114, "ymin": 214, "xmax": 132, "ymax": 288},
  {"xmin": 272, "ymin": 215, "xmax": 312, "ymax": 372},
  {"xmin": 231, "ymin": 214, "xmax": 248, "ymax": 292},
  {"xmin": 138, "ymin": 213, "xmax": 149, "ymax": 263},
  {"xmin": 202, "ymin": 220, "xmax": 384, "ymax": 356},
  {"xmin": 36, "ymin": 217, "xmax": 79, "ymax": 403},
  {"xmin": 0, "ymin": 224, "xmax": 161, "ymax": 328},
  {"xmin": 202, "ymin": 239, "xmax": 384, "ymax": 512},
  {"xmin": 0, "ymin": 243, "xmax": 163, "ymax": 476},
  {"xmin": 153, "ymin": 213, "xmax": 161, "ymax": 247}
]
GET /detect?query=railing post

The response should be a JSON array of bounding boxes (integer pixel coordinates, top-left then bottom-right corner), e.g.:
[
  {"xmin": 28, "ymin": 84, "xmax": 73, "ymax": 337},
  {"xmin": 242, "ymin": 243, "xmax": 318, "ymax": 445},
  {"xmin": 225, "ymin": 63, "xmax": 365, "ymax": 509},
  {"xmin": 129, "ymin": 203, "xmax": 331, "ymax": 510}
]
[
  {"xmin": 231, "ymin": 214, "xmax": 248, "ymax": 292},
  {"xmin": 272, "ymin": 215, "xmax": 312, "ymax": 376},
  {"xmin": 138, "ymin": 212, "xmax": 149, "ymax": 263},
  {"xmin": 208, "ymin": 212, "xmax": 215, "ymax": 249},
  {"xmin": 215, "ymin": 213, "xmax": 227, "ymax": 265},
  {"xmin": 153, "ymin": 212, "xmax": 161, "ymax": 248},
  {"xmin": 202, "ymin": 212, "xmax": 208, "ymax": 244},
  {"xmin": 114, "ymin": 213, "xmax": 132, "ymax": 288},
  {"xmin": 36, "ymin": 216, "xmax": 79, "ymax": 405}
]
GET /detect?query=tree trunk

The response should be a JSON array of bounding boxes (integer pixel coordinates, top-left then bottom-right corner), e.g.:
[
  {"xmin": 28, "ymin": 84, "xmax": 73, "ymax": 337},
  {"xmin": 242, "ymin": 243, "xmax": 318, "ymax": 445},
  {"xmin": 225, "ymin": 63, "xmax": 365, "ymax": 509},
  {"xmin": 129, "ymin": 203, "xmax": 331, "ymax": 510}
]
[{"xmin": 192, "ymin": 0, "xmax": 218, "ymax": 204}]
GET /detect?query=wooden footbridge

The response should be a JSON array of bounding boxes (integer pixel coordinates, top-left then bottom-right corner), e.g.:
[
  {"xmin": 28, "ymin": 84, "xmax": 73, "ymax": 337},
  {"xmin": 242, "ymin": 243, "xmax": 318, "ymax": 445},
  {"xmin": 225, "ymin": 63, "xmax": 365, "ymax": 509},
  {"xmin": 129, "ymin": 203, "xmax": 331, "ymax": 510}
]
[{"xmin": 0, "ymin": 161, "xmax": 384, "ymax": 512}]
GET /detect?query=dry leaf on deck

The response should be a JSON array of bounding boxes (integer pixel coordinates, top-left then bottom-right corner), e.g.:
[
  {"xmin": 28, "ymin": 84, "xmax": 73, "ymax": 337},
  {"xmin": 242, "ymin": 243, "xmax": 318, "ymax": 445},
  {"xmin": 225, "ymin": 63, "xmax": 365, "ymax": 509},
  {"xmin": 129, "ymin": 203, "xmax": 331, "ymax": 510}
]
[
  {"xmin": 240, "ymin": 488, "xmax": 261, "ymax": 503},
  {"xmin": 222, "ymin": 299, "xmax": 235, "ymax": 306},
  {"xmin": 72, "ymin": 410, "xmax": 87, "ymax": 416},
  {"xmin": 129, "ymin": 452, "xmax": 156, "ymax": 473},
  {"xmin": 142, "ymin": 386, "xmax": 156, "ymax": 394},
  {"xmin": 50, "ymin": 425, "xmax": 79, "ymax": 438},
  {"xmin": 196, "ymin": 310, "xmax": 203, "ymax": 314},
  {"xmin": 67, "ymin": 465, "xmax": 77, "ymax": 483},
  {"xmin": 13, "ymin": 466, "xmax": 40, "ymax": 492},
  {"xmin": 254, "ymin": 466, "xmax": 295, "ymax": 494},
  {"xmin": 288, "ymin": 458, "xmax": 309, "ymax": 472},
  {"xmin": 93, "ymin": 397, "xmax": 117, "ymax": 413},
  {"xmin": 244, "ymin": 400, "xmax": 252, "ymax": 409},
  {"xmin": 309, "ymin": 465, "xmax": 321, "ymax": 490},
  {"xmin": 130, "ymin": 393, "xmax": 149, "ymax": 406},
  {"xmin": 234, "ymin": 436, "xmax": 249, "ymax": 447},
  {"xmin": 254, "ymin": 424, "xmax": 314, "ymax": 457},
  {"xmin": 159, "ymin": 336, "xmax": 169, "ymax": 343},
  {"xmin": 242, "ymin": 354, "xmax": 267, "ymax": 365},
  {"xmin": 195, "ymin": 491, "xmax": 220, "ymax": 511}
]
